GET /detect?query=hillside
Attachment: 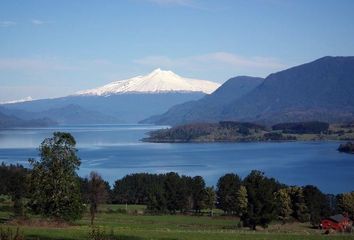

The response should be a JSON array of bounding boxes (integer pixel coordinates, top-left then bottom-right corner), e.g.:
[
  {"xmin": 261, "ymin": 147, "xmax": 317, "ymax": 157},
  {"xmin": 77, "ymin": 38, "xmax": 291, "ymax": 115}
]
[
  {"xmin": 0, "ymin": 108, "xmax": 56, "ymax": 128},
  {"xmin": 143, "ymin": 57, "xmax": 354, "ymax": 125},
  {"xmin": 222, "ymin": 56, "xmax": 354, "ymax": 124},
  {"xmin": 36, "ymin": 104, "xmax": 120, "ymax": 124},
  {"xmin": 141, "ymin": 76, "xmax": 263, "ymax": 125}
]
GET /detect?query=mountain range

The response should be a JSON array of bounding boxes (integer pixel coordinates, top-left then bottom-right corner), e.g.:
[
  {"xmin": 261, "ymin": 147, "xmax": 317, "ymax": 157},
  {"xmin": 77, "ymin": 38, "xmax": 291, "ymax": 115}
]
[
  {"xmin": 2, "ymin": 56, "xmax": 354, "ymax": 127},
  {"xmin": 141, "ymin": 76, "xmax": 263, "ymax": 125},
  {"xmin": 0, "ymin": 69, "xmax": 220, "ymax": 125},
  {"xmin": 0, "ymin": 107, "xmax": 56, "ymax": 128},
  {"xmin": 143, "ymin": 56, "xmax": 354, "ymax": 125}
]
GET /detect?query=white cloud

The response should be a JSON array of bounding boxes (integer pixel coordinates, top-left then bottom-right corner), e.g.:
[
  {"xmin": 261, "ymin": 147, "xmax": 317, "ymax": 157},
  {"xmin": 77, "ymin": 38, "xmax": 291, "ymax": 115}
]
[
  {"xmin": 31, "ymin": 19, "xmax": 44, "ymax": 25},
  {"xmin": 134, "ymin": 52, "xmax": 286, "ymax": 78},
  {"xmin": 193, "ymin": 52, "xmax": 284, "ymax": 69},
  {"xmin": 31, "ymin": 19, "xmax": 50, "ymax": 25},
  {"xmin": 0, "ymin": 21, "xmax": 16, "ymax": 27}
]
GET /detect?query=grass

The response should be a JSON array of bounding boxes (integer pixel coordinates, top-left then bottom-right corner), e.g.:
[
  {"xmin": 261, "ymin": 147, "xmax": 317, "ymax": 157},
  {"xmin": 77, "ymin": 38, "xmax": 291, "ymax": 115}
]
[{"xmin": 0, "ymin": 203, "xmax": 353, "ymax": 240}]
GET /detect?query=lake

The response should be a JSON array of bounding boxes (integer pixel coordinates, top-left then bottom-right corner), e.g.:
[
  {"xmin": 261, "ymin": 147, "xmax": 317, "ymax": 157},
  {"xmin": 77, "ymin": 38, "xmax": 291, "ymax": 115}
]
[{"xmin": 0, "ymin": 124, "xmax": 353, "ymax": 194}]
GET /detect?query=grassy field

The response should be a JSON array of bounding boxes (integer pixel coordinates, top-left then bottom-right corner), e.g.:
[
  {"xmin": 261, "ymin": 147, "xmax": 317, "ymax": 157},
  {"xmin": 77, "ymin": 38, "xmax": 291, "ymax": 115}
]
[{"xmin": 1, "ymin": 202, "xmax": 354, "ymax": 240}]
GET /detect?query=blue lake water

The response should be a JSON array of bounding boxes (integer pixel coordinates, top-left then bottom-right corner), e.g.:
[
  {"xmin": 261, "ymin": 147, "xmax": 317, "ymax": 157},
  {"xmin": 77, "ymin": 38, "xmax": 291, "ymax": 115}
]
[{"xmin": 0, "ymin": 124, "xmax": 353, "ymax": 194}]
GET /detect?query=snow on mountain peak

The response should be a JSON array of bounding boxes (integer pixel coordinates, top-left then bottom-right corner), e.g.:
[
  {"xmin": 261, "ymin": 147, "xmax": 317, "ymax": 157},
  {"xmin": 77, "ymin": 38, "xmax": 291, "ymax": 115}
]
[
  {"xmin": 76, "ymin": 69, "xmax": 220, "ymax": 96},
  {"xmin": 1, "ymin": 96, "xmax": 33, "ymax": 104}
]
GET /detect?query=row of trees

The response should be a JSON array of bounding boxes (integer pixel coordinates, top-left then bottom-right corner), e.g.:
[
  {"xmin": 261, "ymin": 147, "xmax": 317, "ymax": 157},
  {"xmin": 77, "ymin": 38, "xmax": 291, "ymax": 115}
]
[
  {"xmin": 0, "ymin": 132, "xmax": 353, "ymax": 229},
  {"xmin": 272, "ymin": 121, "xmax": 330, "ymax": 134},
  {"xmin": 111, "ymin": 171, "xmax": 351, "ymax": 229},
  {"xmin": 112, "ymin": 173, "xmax": 214, "ymax": 213}
]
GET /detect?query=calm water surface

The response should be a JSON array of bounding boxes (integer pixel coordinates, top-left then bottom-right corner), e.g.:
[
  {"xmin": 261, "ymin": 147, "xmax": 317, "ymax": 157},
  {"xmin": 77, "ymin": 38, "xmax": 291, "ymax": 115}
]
[{"xmin": 0, "ymin": 124, "xmax": 353, "ymax": 193}]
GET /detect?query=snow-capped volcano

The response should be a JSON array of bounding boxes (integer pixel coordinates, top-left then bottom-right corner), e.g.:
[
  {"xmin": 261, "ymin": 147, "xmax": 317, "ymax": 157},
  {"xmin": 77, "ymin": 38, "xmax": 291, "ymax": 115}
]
[{"xmin": 76, "ymin": 68, "xmax": 220, "ymax": 96}]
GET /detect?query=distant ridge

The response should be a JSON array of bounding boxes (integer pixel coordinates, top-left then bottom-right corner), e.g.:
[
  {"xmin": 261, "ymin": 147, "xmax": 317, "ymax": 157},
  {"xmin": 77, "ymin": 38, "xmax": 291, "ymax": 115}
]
[
  {"xmin": 143, "ymin": 56, "xmax": 354, "ymax": 125},
  {"xmin": 141, "ymin": 76, "xmax": 263, "ymax": 125},
  {"xmin": 2, "ymin": 69, "xmax": 218, "ymax": 123},
  {"xmin": 76, "ymin": 68, "xmax": 220, "ymax": 96},
  {"xmin": 222, "ymin": 56, "xmax": 354, "ymax": 124},
  {"xmin": 0, "ymin": 107, "xmax": 56, "ymax": 128}
]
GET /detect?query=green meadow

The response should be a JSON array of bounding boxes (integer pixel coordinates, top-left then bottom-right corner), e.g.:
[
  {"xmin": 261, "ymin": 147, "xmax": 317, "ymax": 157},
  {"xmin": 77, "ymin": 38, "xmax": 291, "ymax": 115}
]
[{"xmin": 1, "ymin": 202, "xmax": 353, "ymax": 240}]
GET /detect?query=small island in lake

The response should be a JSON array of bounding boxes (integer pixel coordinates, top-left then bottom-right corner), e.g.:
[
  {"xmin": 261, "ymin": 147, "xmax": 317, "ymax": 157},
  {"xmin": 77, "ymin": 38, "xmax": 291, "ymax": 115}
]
[
  {"xmin": 143, "ymin": 121, "xmax": 354, "ymax": 143},
  {"xmin": 338, "ymin": 142, "xmax": 354, "ymax": 154}
]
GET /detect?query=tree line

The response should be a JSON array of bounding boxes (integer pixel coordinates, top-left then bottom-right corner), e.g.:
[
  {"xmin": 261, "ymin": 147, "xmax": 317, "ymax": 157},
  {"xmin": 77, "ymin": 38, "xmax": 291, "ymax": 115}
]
[
  {"xmin": 0, "ymin": 132, "xmax": 353, "ymax": 229},
  {"xmin": 111, "ymin": 171, "xmax": 353, "ymax": 229},
  {"xmin": 143, "ymin": 121, "xmax": 333, "ymax": 143}
]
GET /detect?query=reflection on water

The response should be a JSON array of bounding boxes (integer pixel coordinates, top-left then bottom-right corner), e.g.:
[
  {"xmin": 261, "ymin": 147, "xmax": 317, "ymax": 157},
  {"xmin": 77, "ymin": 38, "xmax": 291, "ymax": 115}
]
[{"xmin": 0, "ymin": 124, "xmax": 353, "ymax": 194}]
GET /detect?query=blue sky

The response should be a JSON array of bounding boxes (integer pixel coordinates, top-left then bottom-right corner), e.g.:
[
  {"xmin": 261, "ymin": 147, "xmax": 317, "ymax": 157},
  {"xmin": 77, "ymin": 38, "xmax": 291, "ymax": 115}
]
[{"xmin": 1, "ymin": 0, "xmax": 354, "ymax": 101}]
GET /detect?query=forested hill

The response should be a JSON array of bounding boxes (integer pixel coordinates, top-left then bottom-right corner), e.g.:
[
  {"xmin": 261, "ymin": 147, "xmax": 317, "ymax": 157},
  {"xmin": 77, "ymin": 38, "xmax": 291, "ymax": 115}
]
[
  {"xmin": 222, "ymin": 56, "xmax": 354, "ymax": 124},
  {"xmin": 0, "ymin": 108, "xmax": 56, "ymax": 128},
  {"xmin": 141, "ymin": 76, "xmax": 263, "ymax": 126},
  {"xmin": 143, "ymin": 121, "xmax": 354, "ymax": 143},
  {"xmin": 143, "ymin": 56, "xmax": 354, "ymax": 125}
]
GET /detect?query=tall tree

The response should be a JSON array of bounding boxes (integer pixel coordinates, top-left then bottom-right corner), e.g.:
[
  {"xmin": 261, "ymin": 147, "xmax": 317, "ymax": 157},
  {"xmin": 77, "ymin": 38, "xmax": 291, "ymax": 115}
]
[
  {"xmin": 204, "ymin": 187, "xmax": 216, "ymax": 216},
  {"xmin": 274, "ymin": 188, "xmax": 293, "ymax": 224},
  {"xmin": 28, "ymin": 132, "xmax": 84, "ymax": 221},
  {"xmin": 337, "ymin": 192, "xmax": 354, "ymax": 219},
  {"xmin": 0, "ymin": 163, "xmax": 29, "ymax": 217},
  {"xmin": 303, "ymin": 185, "xmax": 330, "ymax": 227},
  {"xmin": 191, "ymin": 176, "xmax": 206, "ymax": 213},
  {"xmin": 216, "ymin": 173, "xmax": 242, "ymax": 214},
  {"xmin": 243, "ymin": 170, "xmax": 280, "ymax": 229},
  {"xmin": 88, "ymin": 171, "xmax": 109, "ymax": 225},
  {"xmin": 147, "ymin": 184, "xmax": 166, "ymax": 212},
  {"xmin": 236, "ymin": 185, "xmax": 248, "ymax": 218},
  {"xmin": 164, "ymin": 172, "xmax": 181, "ymax": 213},
  {"xmin": 288, "ymin": 186, "xmax": 309, "ymax": 222}
]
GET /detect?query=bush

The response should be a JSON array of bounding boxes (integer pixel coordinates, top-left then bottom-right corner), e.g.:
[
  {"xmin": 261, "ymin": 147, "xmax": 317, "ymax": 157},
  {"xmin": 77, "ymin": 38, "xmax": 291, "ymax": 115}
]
[
  {"xmin": 89, "ymin": 226, "xmax": 117, "ymax": 240},
  {"xmin": 0, "ymin": 227, "xmax": 24, "ymax": 240}
]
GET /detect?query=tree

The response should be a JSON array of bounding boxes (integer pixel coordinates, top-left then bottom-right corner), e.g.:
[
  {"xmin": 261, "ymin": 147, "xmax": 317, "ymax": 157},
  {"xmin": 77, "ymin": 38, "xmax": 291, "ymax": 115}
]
[
  {"xmin": 177, "ymin": 175, "xmax": 192, "ymax": 212},
  {"xmin": 236, "ymin": 185, "xmax": 248, "ymax": 217},
  {"xmin": 164, "ymin": 172, "xmax": 181, "ymax": 213},
  {"xmin": 0, "ymin": 163, "xmax": 29, "ymax": 217},
  {"xmin": 112, "ymin": 173, "xmax": 165, "ymax": 205},
  {"xmin": 303, "ymin": 185, "xmax": 331, "ymax": 227},
  {"xmin": 10, "ymin": 168, "xmax": 28, "ymax": 217},
  {"xmin": 88, "ymin": 172, "xmax": 109, "ymax": 225},
  {"xmin": 337, "ymin": 192, "xmax": 354, "ymax": 219},
  {"xmin": 28, "ymin": 132, "xmax": 84, "ymax": 221},
  {"xmin": 146, "ymin": 185, "xmax": 166, "ymax": 213},
  {"xmin": 191, "ymin": 176, "xmax": 206, "ymax": 213},
  {"xmin": 204, "ymin": 187, "xmax": 216, "ymax": 216},
  {"xmin": 288, "ymin": 186, "xmax": 309, "ymax": 222},
  {"xmin": 216, "ymin": 173, "xmax": 242, "ymax": 214},
  {"xmin": 274, "ymin": 188, "xmax": 293, "ymax": 224},
  {"xmin": 243, "ymin": 170, "xmax": 280, "ymax": 229}
]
